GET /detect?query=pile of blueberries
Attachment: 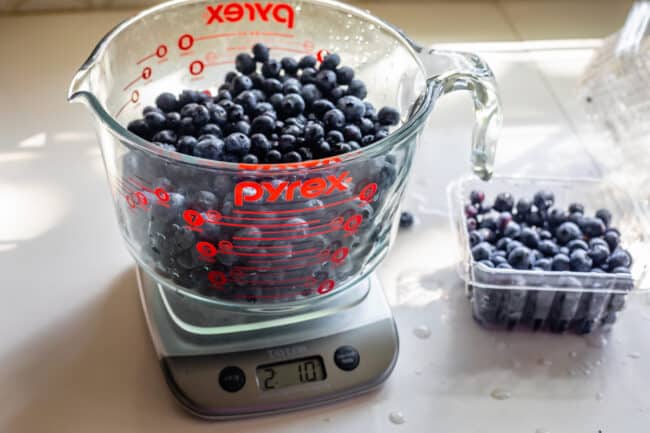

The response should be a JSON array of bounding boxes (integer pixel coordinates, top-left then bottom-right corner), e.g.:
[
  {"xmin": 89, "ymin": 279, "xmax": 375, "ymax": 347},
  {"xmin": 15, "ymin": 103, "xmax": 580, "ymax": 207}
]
[
  {"xmin": 465, "ymin": 189, "xmax": 634, "ymax": 334},
  {"xmin": 127, "ymin": 43, "xmax": 400, "ymax": 163}
]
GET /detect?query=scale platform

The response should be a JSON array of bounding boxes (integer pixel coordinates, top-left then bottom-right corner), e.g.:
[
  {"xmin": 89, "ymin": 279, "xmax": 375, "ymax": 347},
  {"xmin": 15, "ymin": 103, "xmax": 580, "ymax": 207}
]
[{"xmin": 137, "ymin": 266, "xmax": 399, "ymax": 419}]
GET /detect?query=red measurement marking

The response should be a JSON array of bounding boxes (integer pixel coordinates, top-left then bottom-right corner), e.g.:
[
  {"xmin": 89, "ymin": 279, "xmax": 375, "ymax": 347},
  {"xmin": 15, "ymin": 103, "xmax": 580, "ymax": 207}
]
[
  {"xmin": 136, "ymin": 53, "xmax": 155, "ymax": 65},
  {"xmin": 247, "ymin": 275, "xmax": 316, "ymax": 286},
  {"xmin": 269, "ymin": 46, "xmax": 310, "ymax": 54},
  {"xmin": 317, "ymin": 279, "xmax": 335, "ymax": 295},
  {"xmin": 359, "ymin": 183, "xmax": 378, "ymax": 204},
  {"xmin": 234, "ymin": 227, "xmax": 338, "ymax": 241},
  {"xmin": 260, "ymin": 221, "xmax": 335, "ymax": 234},
  {"xmin": 195, "ymin": 32, "xmax": 239, "ymax": 41},
  {"xmin": 261, "ymin": 31, "xmax": 295, "ymax": 38},
  {"xmin": 178, "ymin": 33, "xmax": 194, "ymax": 50},
  {"xmin": 196, "ymin": 241, "xmax": 218, "ymax": 261},
  {"xmin": 126, "ymin": 177, "xmax": 153, "ymax": 193},
  {"xmin": 219, "ymin": 240, "xmax": 234, "ymax": 251},
  {"xmin": 248, "ymin": 253, "xmax": 321, "ymax": 265},
  {"xmin": 344, "ymin": 214, "xmax": 363, "ymax": 233},
  {"xmin": 215, "ymin": 219, "xmax": 319, "ymax": 229},
  {"xmin": 222, "ymin": 215, "xmax": 317, "ymax": 222},
  {"xmin": 131, "ymin": 90, "xmax": 140, "ymax": 103},
  {"xmin": 208, "ymin": 270, "xmax": 227, "ymax": 288},
  {"xmin": 316, "ymin": 49, "xmax": 330, "ymax": 63},
  {"xmin": 227, "ymin": 46, "xmax": 250, "ymax": 51},
  {"xmin": 331, "ymin": 247, "xmax": 349, "ymax": 264},
  {"xmin": 183, "ymin": 209, "xmax": 204, "ymax": 228},
  {"xmin": 226, "ymin": 249, "xmax": 317, "ymax": 257},
  {"xmin": 141, "ymin": 66, "xmax": 152, "ymax": 80},
  {"xmin": 154, "ymin": 187, "xmax": 170, "ymax": 205},
  {"xmin": 115, "ymin": 99, "xmax": 131, "ymax": 117},
  {"xmin": 206, "ymin": 210, "xmax": 222, "ymax": 224},
  {"xmin": 125, "ymin": 195, "xmax": 137, "ymax": 209},
  {"xmin": 227, "ymin": 291, "xmax": 316, "ymax": 300},
  {"xmin": 189, "ymin": 60, "xmax": 205, "ymax": 76},
  {"xmin": 234, "ymin": 244, "xmax": 292, "ymax": 250},
  {"xmin": 303, "ymin": 40, "xmax": 314, "ymax": 52},
  {"xmin": 156, "ymin": 44, "xmax": 168, "ymax": 58},
  {"xmin": 233, "ymin": 196, "xmax": 356, "ymax": 215},
  {"xmin": 234, "ymin": 260, "xmax": 323, "ymax": 272}
]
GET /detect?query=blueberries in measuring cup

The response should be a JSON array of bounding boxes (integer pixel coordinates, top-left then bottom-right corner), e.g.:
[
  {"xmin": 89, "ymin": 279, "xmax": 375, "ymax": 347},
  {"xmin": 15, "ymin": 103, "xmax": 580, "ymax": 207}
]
[
  {"xmin": 465, "ymin": 189, "xmax": 634, "ymax": 334},
  {"xmin": 125, "ymin": 43, "xmax": 400, "ymax": 163}
]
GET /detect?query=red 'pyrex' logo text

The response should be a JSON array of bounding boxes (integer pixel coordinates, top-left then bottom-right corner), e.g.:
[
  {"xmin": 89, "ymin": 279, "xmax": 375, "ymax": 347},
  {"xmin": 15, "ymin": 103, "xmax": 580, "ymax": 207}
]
[
  {"xmin": 234, "ymin": 172, "xmax": 352, "ymax": 206},
  {"xmin": 205, "ymin": 2, "xmax": 295, "ymax": 29}
]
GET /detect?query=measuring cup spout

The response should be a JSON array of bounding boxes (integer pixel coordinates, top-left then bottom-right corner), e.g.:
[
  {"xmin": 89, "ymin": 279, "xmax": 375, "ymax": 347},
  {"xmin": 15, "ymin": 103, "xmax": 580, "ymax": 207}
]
[{"xmin": 68, "ymin": 66, "xmax": 93, "ymax": 104}]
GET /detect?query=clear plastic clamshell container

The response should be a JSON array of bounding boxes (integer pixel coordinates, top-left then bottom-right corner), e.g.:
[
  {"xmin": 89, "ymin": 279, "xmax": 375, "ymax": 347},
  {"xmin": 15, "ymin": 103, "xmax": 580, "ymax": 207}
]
[{"xmin": 448, "ymin": 175, "xmax": 650, "ymax": 334}]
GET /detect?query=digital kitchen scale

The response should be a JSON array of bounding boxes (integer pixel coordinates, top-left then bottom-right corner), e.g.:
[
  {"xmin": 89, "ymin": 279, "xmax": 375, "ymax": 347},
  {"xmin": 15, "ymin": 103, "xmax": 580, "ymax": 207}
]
[{"xmin": 137, "ymin": 266, "xmax": 399, "ymax": 419}]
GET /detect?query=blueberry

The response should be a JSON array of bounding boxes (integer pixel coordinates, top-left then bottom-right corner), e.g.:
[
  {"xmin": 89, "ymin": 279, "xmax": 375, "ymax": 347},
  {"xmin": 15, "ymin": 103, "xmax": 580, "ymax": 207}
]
[
  {"xmin": 334, "ymin": 66, "xmax": 355, "ymax": 85},
  {"xmin": 144, "ymin": 111, "xmax": 167, "ymax": 131},
  {"xmin": 337, "ymin": 95, "xmax": 366, "ymax": 122},
  {"xmin": 315, "ymin": 140, "xmax": 331, "ymax": 156},
  {"xmin": 495, "ymin": 237, "xmax": 510, "ymax": 251},
  {"xmin": 525, "ymin": 211, "xmax": 544, "ymax": 227},
  {"xmin": 400, "ymin": 211, "xmax": 415, "ymax": 228},
  {"xmin": 502, "ymin": 221, "xmax": 520, "ymax": 238},
  {"xmin": 304, "ymin": 123, "xmax": 325, "ymax": 144},
  {"xmin": 278, "ymin": 134, "xmax": 297, "ymax": 153},
  {"xmin": 283, "ymin": 78, "xmax": 302, "ymax": 94},
  {"xmin": 224, "ymin": 132, "xmax": 251, "ymax": 156},
  {"xmin": 266, "ymin": 149, "xmax": 282, "ymax": 163},
  {"xmin": 127, "ymin": 119, "xmax": 151, "ymax": 139},
  {"xmin": 595, "ymin": 208, "xmax": 612, "ymax": 227},
  {"xmin": 190, "ymin": 190, "xmax": 217, "ymax": 211},
  {"xmin": 298, "ymin": 55, "xmax": 317, "ymax": 69},
  {"xmin": 264, "ymin": 78, "xmax": 283, "ymax": 95},
  {"xmin": 569, "ymin": 249, "xmax": 593, "ymax": 272},
  {"xmin": 193, "ymin": 137, "xmax": 224, "ymax": 160},
  {"xmin": 315, "ymin": 69, "xmax": 337, "ymax": 92},
  {"xmin": 515, "ymin": 198, "xmax": 531, "ymax": 215},
  {"xmin": 164, "ymin": 112, "xmax": 181, "ymax": 130},
  {"xmin": 231, "ymin": 120, "xmax": 250, "ymax": 135},
  {"xmin": 567, "ymin": 239, "xmax": 589, "ymax": 251},
  {"xmin": 250, "ymin": 115, "xmax": 275, "ymax": 135},
  {"xmin": 469, "ymin": 190, "xmax": 485, "ymax": 205},
  {"xmin": 152, "ymin": 129, "xmax": 177, "ymax": 144},
  {"xmin": 320, "ymin": 53, "xmax": 340, "ymax": 70},
  {"xmin": 269, "ymin": 93, "xmax": 284, "ymax": 110},
  {"xmin": 497, "ymin": 263, "xmax": 513, "ymax": 269},
  {"xmin": 559, "ymin": 246, "xmax": 570, "ymax": 256},
  {"xmin": 231, "ymin": 75, "xmax": 254, "ymax": 95},
  {"xmin": 252, "ymin": 102, "xmax": 274, "ymax": 118},
  {"xmin": 312, "ymin": 99, "xmax": 335, "ymax": 117},
  {"xmin": 155, "ymin": 143, "xmax": 176, "ymax": 152},
  {"xmin": 217, "ymin": 89, "xmax": 232, "ymax": 101},
  {"xmin": 582, "ymin": 216, "xmax": 605, "ymax": 238},
  {"xmin": 347, "ymin": 79, "xmax": 368, "ymax": 99},
  {"xmin": 234, "ymin": 90, "xmax": 258, "ymax": 113},
  {"xmin": 548, "ymin": 208, "xmax": 567, "ymax": 228},
  {"xmin": 325, "ymin": 130, "xmax": 344, "ymax": 145},
  {"xmin": 467, "ymin": 218, "xmax": 478, "ymax": 231},
  {"xmin": 472, "ymin": 242, "xmax": 493, "ymax": 261},
  {"xmin": 178, "ymin": 89, "xmax": 205, "ymax": 105},
  {"xmin": 155, "ymin": 92, "xmax": 179, "ymax": 113},
  {"xmin": 533, "ymin": 190, "xmax": 554, "ymax": 210},
  {"xmin": 479, "ymin": 216, "xmax": 497, "ymax": 231},
  {"xmin": 300, "ymin": 67, "xmax": 317, "ymax": 85},
  {"xmin": 281, "ymin": 57, "xmax": 299, "ymax": 75},
  {"xmin": 343, "ymin": 124, "xmax": 362, "ymax": 142},
  {"xmin": 282, "ymin": 124, "xmax": 302, "ymax": 137},
  {"xmin": 491, "ymin": 255, "xmax": 508, "ymax": 266},
  {"xmin": 603, "ymin": 230, "xmax": 620, "ymax": 251},
  {"xmin": 242, "ymin": 154, "xmax": 259, "ymax": 164},
  {"xmin": 297, "ymin": 147, "xmax": 313, "ymax": 160},
  {"xmin": 569, "ymin": 203, "xmax": 584, "ymax": 214},
  {"xmin": 518, "ymin": 227, "xmax": 539, "ymax": 249},
  {"xmin": 551, "ymin": 253, "xmax": 571, "ymax": 271},
  {"xmin": 249, "ymin": 133, "xmax": 272, "ymax": 156},
  {"xmin": 252, "ymin": 43, "xmax": 270, "ymax": 62},
  {"xmin": 535, "ymin": 257, "xmax": 552, "ymax": 271},
  {"xmin": 568, "ymin": 211, "xmax": 585, "ymax": 226},
  {"xmin": 611, "ymin": 266, "xmax": 631, "ymax": 274},
  {"xmin": 235, "ymin": 53, "xmax": 256, "ymax": 74},
  {"xmin": 176, "ymin": 135, "xmax": 197, "ymax": 154},
  {"xmin": 323, "ymin": 108, "xmax": 346, "ymax": 130},
  {"xmin": 555, "ymin": 221, "xmax": 582, "ymax": 245},
  {"xmin": 227, "ymin": 104, "xmax": 246, "ymax": 122},
  {"xmin": 493, "ymin": 192, "xmax": 514, "ymax": 212},
  {"xmin": 280, "ymin": 94, "xmax": 306, "ymax": 117},
  {"xmin": 478, "ymin": 260, "xmax": 495, "ymax": 269},
  {"xmin": 506, "ymin": 240, "xmax": 524, "ymax": 254},
  {"xmin": 589, "ymin": 244, "xmax": 610, "ymax": 266},
  {"xmin": 179, "ymin": 117, "xmax": 195, "ymax": 135},
  {"xmin": 607, "ymin": 250, "xmax": 631, "ymax": 269},
  {"xmin": 478, "ymin": 228, "xmax": 496, "ymax": 243},
  {"xmin": 300, "ymin": 83, "xmax": 322, "ymax": 105},
  {"xmin": 225, "ymin": 72, "xmax": 237, "ymax": 83},
  {"xmin": 508, "ymin": 246, "xmax": 532, "ymax": 270},
  {"xmin": 377, "ymin": 107, "xmax": 400, "ymax": 126},
  {"xmin": 361, "ymin": 135, "xmax": 375, "ymax": 146},
  {"xmin": 469, "ymin": 230, "xmax": 483, "ymax": 247},
  {"xmin": 262, "ymin": 59, "xmax": 282, "ymax": 78},
  {"xmin": 200, "ymin": 123, "xmax": 222, "ymax": 138},
  {"xmin": 282, "ymin": 151, "xmax": 302, "ymax": 162}
]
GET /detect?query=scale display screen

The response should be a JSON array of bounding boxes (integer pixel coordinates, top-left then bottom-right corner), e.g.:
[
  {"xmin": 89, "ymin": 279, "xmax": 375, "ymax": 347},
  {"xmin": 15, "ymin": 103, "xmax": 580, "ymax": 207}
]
[{"xmin": 256, "ymin": 356, "xmax": 327, "ymax": 391}]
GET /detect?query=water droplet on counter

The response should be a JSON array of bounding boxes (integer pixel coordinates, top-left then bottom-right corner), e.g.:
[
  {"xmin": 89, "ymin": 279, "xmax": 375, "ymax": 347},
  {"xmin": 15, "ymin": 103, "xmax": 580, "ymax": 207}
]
[
  {"xmin": 628, "ymin": 352, "xmax": 641, "ymax": 359},
  {"xmin": 595, "ymin": 359, "xmax": 602, "ymax": 366},
  {"xmin": 537, "ymin": 357, "xmax": 553, "ymax": 366},
  {"xmin": 490, "ymin": 388, "xmax": 512, "ymax": 400},
  {"xmin": 583, "ymin": 368, "xmax": 592, "ymax": 376},
  {"xmin": 596, "ymin": 392, "xmax": 604, "ymax": 401},
  {"xmin": 568, "ymin": 369, "xmax": 577, "ymax": 376},
  {"xmin": 413, "ymin": 325, "xmax": 431, "ymax": 339},
  {"xmin": 569, "ymin": 351, "xmax": 578, "ymax": 358},
  {"xmin": 388, "ymin": 411, "xmax": 406, "ymax": 424},
  {"xmin": 585, "ymin": 333, "xmax": 608, "ymax": 348}
]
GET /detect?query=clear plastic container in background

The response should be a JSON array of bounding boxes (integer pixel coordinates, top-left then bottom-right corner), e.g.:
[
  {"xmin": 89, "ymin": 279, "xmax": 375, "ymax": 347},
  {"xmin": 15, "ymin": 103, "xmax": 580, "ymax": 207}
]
[{"xmin": 448, "ymin": 175, "xmax": 650, "ymax": 334}]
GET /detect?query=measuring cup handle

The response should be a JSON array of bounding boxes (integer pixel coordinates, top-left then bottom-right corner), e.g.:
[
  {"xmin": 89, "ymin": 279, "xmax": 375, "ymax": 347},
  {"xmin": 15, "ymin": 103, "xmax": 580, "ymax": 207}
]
[{"xmin": 419, "ymin": 48, "xmax": 502, "ymax": 181}]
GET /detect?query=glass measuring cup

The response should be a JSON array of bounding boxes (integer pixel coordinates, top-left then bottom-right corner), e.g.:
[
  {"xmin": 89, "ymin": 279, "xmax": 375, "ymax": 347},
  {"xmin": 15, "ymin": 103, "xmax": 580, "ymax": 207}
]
[{"xmin": 68, "ymin": 0, "xmax": 501, "ymax": 313}]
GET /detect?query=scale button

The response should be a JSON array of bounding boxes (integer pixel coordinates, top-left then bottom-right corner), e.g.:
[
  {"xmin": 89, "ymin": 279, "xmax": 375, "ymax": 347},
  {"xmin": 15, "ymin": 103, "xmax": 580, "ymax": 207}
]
[
  {"xmin": 334, "ymin": 346, "xmax": 360, "ymax": 371},
  {"xmin": 219, "ymin": 366, "xmax": 246, "ymax": 393}
]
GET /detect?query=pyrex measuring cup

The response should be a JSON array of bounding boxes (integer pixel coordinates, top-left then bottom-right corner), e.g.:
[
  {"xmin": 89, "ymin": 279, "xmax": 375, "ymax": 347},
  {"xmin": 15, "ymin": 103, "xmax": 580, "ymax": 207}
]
[{"xmin": 68, "ymin": 0, "xmax": 501, "ymax": 312}]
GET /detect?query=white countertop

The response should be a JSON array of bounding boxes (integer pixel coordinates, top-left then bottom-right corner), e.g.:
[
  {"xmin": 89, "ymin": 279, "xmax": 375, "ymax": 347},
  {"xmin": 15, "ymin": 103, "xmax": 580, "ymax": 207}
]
[{"xmin": 2, "ymin": 7, "xmax": 650, "ymax": 433}]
